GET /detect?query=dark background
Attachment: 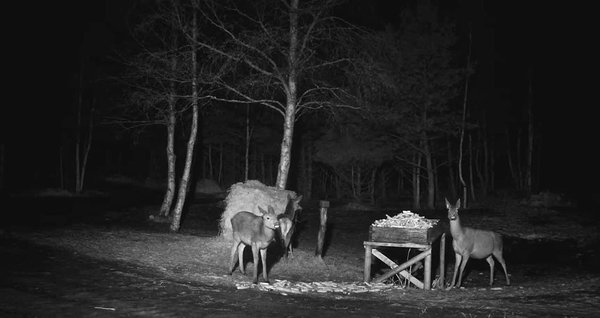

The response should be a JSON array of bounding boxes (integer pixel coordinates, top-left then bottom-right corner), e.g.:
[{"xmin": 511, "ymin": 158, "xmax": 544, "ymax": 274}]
[{"xmin": 3, "ymin": 0, "xmax": 597, "ymax": 201}]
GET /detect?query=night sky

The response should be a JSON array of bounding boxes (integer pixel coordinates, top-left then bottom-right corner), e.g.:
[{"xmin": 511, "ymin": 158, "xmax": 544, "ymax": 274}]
[{"xmin": 4, "ymin": 1, "xmax": 597, "ymax": 199}]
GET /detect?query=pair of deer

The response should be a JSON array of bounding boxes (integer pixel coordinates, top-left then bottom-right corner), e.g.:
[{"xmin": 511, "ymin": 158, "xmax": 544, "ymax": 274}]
[
  {"xmin": 228, "ymin": 196, "xmax": 510, "ymax": 288},
  {"xmin": 228, "ymin": 195, "xmax": 301, "ymax": 284}
]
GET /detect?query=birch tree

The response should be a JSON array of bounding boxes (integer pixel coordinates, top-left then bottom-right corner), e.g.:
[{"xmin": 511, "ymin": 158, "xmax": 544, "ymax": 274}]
[
  {"xmin": 111, "ymin": 1, "xmax": 187, "ymax": 220},
  {"xmin": 192, "ymin": 0, "xmax": 360, "ymax": 189},
  {"xmin": 111, "ymin": 0, "xmax": 211, "ymax": 230},
  {"xmin": 169, "ymin": 3, "xmax": 201, "ymax": 231}
]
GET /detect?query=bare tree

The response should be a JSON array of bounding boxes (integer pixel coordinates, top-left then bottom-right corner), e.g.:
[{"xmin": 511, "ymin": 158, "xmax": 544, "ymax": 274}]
[
  {"xmin": 74, "ymin": 60, "xmax": 95, "ymax": 194},
  {"xmin": 458, "ymin": 29, "xmax": 472, "ymax": 208},
  {"xmin": 110, "ymin": 1, "xmax": 213, "ymax": 230},
  {"xmin": 191, "ymin": 0, "xmax": 361, "ymax": 189},
  {"xmin": 169, "ymin": 4, "xmax": 201, "ymax": 231},
  {"xmin": 111, "ymin": 2, "xmax": 186, "ymax": 221}
]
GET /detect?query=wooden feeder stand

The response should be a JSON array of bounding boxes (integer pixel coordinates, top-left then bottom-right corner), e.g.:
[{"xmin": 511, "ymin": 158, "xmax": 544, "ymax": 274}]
[{"xmin": 363, "ymin": 221, "xmax": 446, "ymax": 290}]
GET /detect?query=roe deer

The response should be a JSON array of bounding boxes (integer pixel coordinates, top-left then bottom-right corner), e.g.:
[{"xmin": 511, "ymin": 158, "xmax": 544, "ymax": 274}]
[
  {"xmin": 279, "ymin": 195, "xmax": 302, "ymax": 258},
  {"xmin": 229, "ymin": 206, "xmax": 280, "ymax": 284},
  {"xmin": 446, "ymin": 198, "xmax": 510, "ymax": 288}
]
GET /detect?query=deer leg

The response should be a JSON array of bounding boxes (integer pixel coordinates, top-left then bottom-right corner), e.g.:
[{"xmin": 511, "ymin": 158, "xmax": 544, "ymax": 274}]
[
  {"xmin": 457, "ymin": 254, "xmax": 469, "ymax": 288},
  {"xmin": 237, "ymin": 244, "xmax": 246, "ymax": 274},
  {"xmin": 286, "ymin": 235, "xmax": 294, "ymax": 259},
  {"xmin": 450, "ymin": 253, "xmax": 462, "ymax": 288},
  {"xmin": 486, "ymin": 255, "xmax": 495, "ymax": 286},
  {"xmin": 260, "ymin": 248, "xmax": 269, "ymax": 283},
  {"xmin": 229, "ymin": 241, "xmax": 240, "ymax": 275},
  {"xmin": 493, "ymin": 251, "xmax": 510, "ymax": 286},
  {"xmin": 251, "ymin": 244, "xmax": 260, "ymax": 284}
]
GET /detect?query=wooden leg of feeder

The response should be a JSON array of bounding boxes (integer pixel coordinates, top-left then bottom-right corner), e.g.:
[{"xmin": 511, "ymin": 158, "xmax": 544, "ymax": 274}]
[
  {"xmin": 439, "ymin": 233, "xmax": 446, "ymax": 290},
  {"xmin": 424, "ymin": 248, "xmax": 432, "ymax": 290},
  {"xmin": 364, "ymin": 244, "xmax": 372, "ymax": 283}
]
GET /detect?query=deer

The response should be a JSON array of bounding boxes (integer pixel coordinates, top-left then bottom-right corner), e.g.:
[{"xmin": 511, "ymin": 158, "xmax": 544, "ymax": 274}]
[
  {"xmin": 229, "ymin": 205, "xmax": 280, "ymax": 284},
  {"xmin": 446, "ymin": 198, "xmax": 510, "ymax": 288},
  {"xmin": 278, "ymin": 195, "xmax": 302, "ymax": 258}
]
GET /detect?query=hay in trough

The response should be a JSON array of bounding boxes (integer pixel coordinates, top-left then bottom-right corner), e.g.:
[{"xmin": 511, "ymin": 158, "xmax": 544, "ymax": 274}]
[{"xmin": 219, "ymin": 180, "xmax": 301, "ymax": 239}]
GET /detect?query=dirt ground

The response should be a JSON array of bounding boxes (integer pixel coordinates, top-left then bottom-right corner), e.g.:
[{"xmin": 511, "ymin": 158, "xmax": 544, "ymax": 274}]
[{"xmin": 2, "ymin": 187, "xmax": 600, "ymax": 317}]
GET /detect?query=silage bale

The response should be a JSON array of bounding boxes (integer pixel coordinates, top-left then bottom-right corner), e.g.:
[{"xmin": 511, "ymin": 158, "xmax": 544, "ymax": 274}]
[{"xmin": 219, "ymin": 180, "xmax": 301, "ymax": 239}]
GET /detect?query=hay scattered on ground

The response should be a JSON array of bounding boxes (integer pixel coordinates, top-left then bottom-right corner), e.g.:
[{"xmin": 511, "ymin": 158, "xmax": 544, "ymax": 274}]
[
  {"xmin": 236, "ymin": 280, "xmax": 403, "ymax": 295},
  {"xmin": 219, "ymin": 180, "xmax": 300, "ymax": 239}
]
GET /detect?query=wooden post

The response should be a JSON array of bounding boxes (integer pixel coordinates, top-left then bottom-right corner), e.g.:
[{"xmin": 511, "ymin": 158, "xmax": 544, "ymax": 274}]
[
  {"xmin": 364, "ymin": 244, "xmax": 372, "ymax": 282},
  {"xmin": 439, "ymin": 233, "xmax": 446, "ymax": 290},
  {"xmin": 424, "ymin": 249, "xmax": 432, "ymax": 290},
  {"xmin": 315, "ymin": 200, "xmax": 329, "ymax": 258}
]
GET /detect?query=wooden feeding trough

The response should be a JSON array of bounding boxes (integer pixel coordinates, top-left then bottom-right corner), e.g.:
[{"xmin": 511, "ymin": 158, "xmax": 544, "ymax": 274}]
[{"xmin": 364, "ymin": 217, "xmax": 446, "ymax": 290}]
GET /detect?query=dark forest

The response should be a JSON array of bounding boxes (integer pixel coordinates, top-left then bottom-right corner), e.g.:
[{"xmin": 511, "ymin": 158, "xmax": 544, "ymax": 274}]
[
  {"xmin": 3, "ymin": 0, "xmax": 597, "ymax": 208},
  {"xmin": 1, "ymin": 1, "xmax": 599, "ymax": 316}
]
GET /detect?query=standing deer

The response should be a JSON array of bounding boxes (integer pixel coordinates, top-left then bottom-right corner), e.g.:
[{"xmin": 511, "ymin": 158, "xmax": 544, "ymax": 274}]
[
  {"xmin": 229, "ymin": 206, "xmax": 280, "ymax": 284},
  {"xmin": 278, "ymin": 195, "xmax": 302, "ymax": 258},
  {"xmin": 446, "ymin": 198, "xmax": 510, "ymax": 288}
]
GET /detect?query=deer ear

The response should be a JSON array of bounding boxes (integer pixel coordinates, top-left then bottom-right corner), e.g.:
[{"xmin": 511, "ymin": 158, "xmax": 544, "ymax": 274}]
[
  {"xmin": 295, "ymin": 195, "xmax": 303, "ymax": 203},
  {"xmin": 268, "ymin": 206, "xmax": 275, "ymax": 215},
  {"xmin": 445, "ymin": 197, "xmax": 451, "ymax": 208},
  {"xmin": 258, "ymin": 206, "xmax": 266, "ymax": 215},
  {"xmin": 456, "ymin": 198, "xmax": 461, "ymax": 209}
]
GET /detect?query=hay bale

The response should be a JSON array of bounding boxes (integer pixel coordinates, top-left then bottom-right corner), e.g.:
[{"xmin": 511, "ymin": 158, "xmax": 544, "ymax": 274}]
[{"xmin": 219, "ymin": 180, "xmax": 301, "ymax": 239}]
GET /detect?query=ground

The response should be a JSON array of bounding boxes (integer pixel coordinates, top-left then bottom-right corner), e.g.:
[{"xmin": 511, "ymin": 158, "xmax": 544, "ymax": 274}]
[{"xmin": 1, "ymin": 182, "xmax": 599, "ymax": 317}]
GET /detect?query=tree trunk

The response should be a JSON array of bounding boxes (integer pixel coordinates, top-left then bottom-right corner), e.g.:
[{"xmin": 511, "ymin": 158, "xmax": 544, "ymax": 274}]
[
  {"xmin": 447, "ymin": 139, "xmax": 456, "ymax": 199},
  {"xmin": 79, "ymin": 105, "xmax": 94, "ymax": 194},
  {"xmin": 516, "ymin": 128, "xmax": 523, "ymax": 190},
  {"xmin": 468, "ymin": 133, "xmax": 476, "ymax": 201},
  {"xmin": 74, "ymin": 65, "xmax": 93, "ymax": 194},
  {"xmin": 370, "ymin": 168, "xmax": 376, "ymax": 204},
  {"xmin": 334, "ymin": 174, "xmax": 340, "ymax": 199},
  {"xmin": 207, "ymin": 143, "xmax": 213, "ymax": 180},
  {"xmin": 458, "ymin": 29, "xmax": 472, "ymax": 208},
  {"xmin": 526, "ymin": 68, "xmax": 534, "ymax": 194},
  {"xmin": 483, "ymin": 126, "xmax": 489, "ymax": 194},
  {"xmin": 260, "ymin": 153, "xmax": 266, "ymax": 182},
  {"xmin": 475, "ymin": 134, "xmax": 483, "ymax": 196},
  {"xmin": 59, "ymin": 145, "xmax": 64, "ymax": 190},
  {"xmin": 170, "ymin": 10, "xmax": 199, "ymax": 232},
  {"xmin": 275, "ymin": 0, "xmax": 299, "ymax": 190},
  {"xmin": 433, "ymin": 158, "xmax": 439, "ymax": 204},
  {"xmin": 159, "ymin": 100, "xmax": 176, "ymax": 217},
  {"xmin": 245, "ymin": 104, "xmax": 250, "ymax": 181},
  {"xmin": 424, "ymin": 140, "xmax": 435, "ymax": 209},
  {"xmin": 356, "ymin": 165, "xmax": 362, "ymax": 200},
  {"xmin": 490, "ymin": 145, "xmax": 495, "ymax": 192},
  {"xmin": 350, "ymin": 166, "xmax": 356, "ymax": 198},
  {"xmin": 75, "ymin": 65, "xmax": 83, "ymax": 194},
  {"xmin": 412, "ymin": 152, "xmax": 422, "ymax": 209},
  {"xmin": 218, "ymin": 142, "xmax": 223, "ymax": 184},
  {"xmin": 306, "ymin": 141, "xmax": 313, "ymax": 199}
]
